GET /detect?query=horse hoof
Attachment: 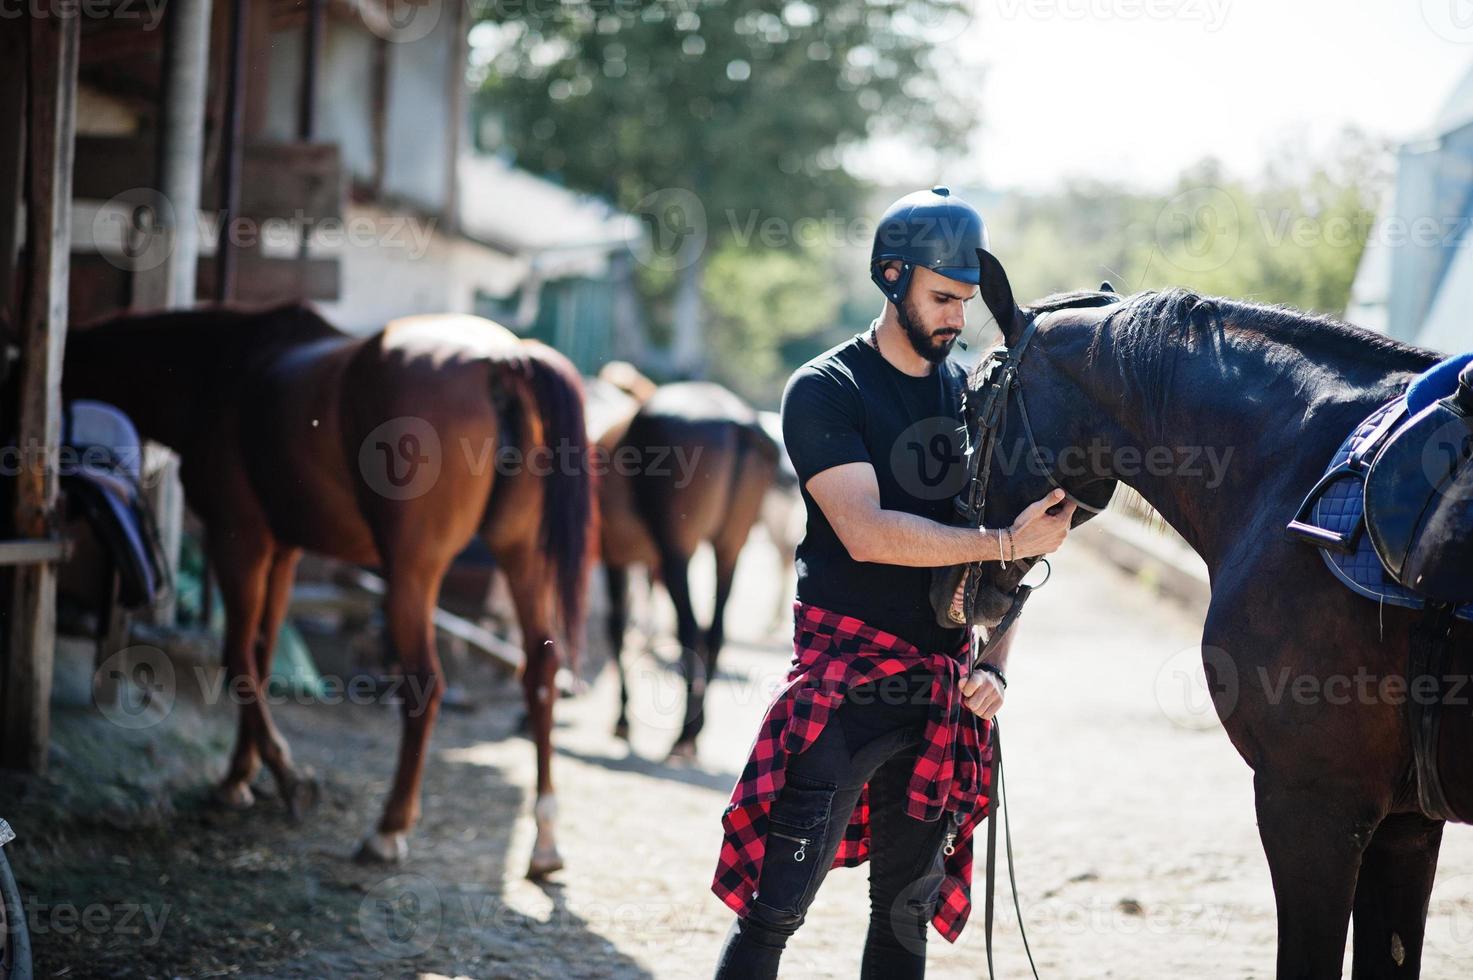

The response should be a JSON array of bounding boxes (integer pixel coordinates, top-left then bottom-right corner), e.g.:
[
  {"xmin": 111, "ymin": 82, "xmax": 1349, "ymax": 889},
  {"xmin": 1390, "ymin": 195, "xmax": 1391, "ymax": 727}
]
[
  {"xmin": 354, "ymin": 831, "xmax": 409, "ymax": 864},
  {"xmin": 283, "ymin": 771, "xmax": 321, "ymax": 822},
  {"xmin": 213, "ymin": 781, "xmax": 255, "ymax": 810},
  {"xmin": 527, "ymin": 848, "xmax": 565, "ymax": 879},
  {"xmin": 665, "ymin": 740, "xmax": 698, "ymax": 765},
  {"xmin": 613, "ymin": 719, "xmax": 630, "ymax": 740}
]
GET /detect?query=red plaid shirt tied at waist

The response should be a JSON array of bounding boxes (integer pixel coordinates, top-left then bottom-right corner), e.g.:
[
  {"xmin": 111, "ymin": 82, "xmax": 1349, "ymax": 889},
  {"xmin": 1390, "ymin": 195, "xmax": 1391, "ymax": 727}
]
[{"xmin": 711, "ymin": 601, "xmax": 994, "ymax": 943}]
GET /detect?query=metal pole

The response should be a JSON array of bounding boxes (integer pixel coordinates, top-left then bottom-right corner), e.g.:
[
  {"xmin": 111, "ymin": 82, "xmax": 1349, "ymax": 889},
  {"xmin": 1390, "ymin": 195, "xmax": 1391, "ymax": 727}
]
[
  {"xmin": 157, "ymin": 0, "xmax": 214, "ymax": 308},
  {"xmin": 216, "ymin": 0, "xmax": 247, "ymax": 302}
]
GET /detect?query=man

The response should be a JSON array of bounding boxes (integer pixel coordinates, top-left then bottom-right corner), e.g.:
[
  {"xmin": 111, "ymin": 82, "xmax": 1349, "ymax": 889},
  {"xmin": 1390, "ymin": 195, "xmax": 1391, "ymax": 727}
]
[{"xmin": 711, "ymin": 187, "xmax": 1073, "ymax": 979}]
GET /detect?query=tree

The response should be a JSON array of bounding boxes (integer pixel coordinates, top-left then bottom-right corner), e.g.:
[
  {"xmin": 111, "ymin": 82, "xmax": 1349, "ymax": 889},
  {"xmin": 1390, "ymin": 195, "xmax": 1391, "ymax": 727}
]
[
  {"xmin": 987, "ymin": 129, "xmax": 1391, "ymax": 319},
  {"xmin": 474, "ymin": 0, "xmax": 973, "ymax": 374}
]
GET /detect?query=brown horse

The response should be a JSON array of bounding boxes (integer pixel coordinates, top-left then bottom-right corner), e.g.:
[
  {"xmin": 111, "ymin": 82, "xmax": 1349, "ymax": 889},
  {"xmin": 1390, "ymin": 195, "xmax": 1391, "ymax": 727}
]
[
  {"xmin": 63, "ymin": 306, "xmax": 591, "ymax": 876},
  {"xmin": 597, "ymin": 380, "xmax": 779, "ymax": 760}
]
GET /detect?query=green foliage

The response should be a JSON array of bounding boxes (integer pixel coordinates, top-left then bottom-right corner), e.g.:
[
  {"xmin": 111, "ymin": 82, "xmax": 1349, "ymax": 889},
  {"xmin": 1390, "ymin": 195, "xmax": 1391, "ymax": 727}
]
[
  {"xmin": 702, "ymin": 244, "xmax": 842, "ymax": 404},
  {"xmin": 988, "ymin": 130, "xmax": 1392, "ymax": 319},
  {"xmin": 477, "ymin": 0, "xmax": 971, "ymax": 222}
]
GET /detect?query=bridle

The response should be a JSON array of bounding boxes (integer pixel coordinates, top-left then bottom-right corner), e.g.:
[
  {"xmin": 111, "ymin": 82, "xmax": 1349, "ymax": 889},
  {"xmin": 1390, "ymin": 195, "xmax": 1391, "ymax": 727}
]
[
  {"xmin": 962, "ymin": 311, "xmax": 1112, "ymax": 980},
  {"xmin": 957, "ymin": 302, "xmax": 1120, "ymax": 980},
  {"xmin": 959, "ymin": 312, "xmax": 1112, "ymax": 659}
]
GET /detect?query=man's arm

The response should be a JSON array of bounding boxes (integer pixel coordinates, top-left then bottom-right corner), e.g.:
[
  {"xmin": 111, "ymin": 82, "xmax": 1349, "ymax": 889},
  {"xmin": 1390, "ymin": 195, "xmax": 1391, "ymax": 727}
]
[{"xmin": 805, "ymin": 461, "xmax": 1073, "ymax": 567}]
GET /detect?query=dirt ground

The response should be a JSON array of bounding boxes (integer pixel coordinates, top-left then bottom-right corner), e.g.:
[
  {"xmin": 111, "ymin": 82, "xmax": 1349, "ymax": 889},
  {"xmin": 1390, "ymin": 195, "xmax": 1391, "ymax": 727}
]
[{"xmin": 7, "ymin": 538, "xmax": 1473, "ymax": 978}]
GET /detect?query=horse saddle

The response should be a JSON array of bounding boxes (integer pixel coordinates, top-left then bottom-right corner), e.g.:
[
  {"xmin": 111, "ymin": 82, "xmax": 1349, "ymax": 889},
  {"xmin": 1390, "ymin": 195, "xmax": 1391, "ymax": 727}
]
[
  {"xmin": 1287, "ymin": 355, "xmax": 1473, "ymax": 617},
  {"xmin": 60, "ymin": 400, "xmax": 171, "ymax": 609}
]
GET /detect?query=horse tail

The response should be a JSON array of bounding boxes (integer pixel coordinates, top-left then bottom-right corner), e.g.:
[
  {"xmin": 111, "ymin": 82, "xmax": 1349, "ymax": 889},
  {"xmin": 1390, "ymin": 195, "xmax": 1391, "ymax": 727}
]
[{"xmin": 492, "ymin": 343, "xmax": 593, "ymax": 667}]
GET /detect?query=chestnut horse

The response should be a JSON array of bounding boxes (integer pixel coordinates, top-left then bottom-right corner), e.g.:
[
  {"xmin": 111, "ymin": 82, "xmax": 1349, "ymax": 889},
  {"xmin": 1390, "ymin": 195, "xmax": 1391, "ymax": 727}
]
[
  {"xmin": 63, "ymin": 306, "xmax": 591, "ymax": 875},
  {"xmin": 597, "ymin": 381, "xmax": 779, "ymax": 760},
  {"xmin": 968, "ymin": 251, "xmax": 1465, "ymax": 978}
]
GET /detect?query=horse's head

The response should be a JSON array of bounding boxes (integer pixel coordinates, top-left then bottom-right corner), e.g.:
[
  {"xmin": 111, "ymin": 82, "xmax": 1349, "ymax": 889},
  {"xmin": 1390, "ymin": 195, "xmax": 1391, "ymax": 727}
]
[{"xmin": 968, "ymin": 249, "xmax": 1125, "ymax": 616}]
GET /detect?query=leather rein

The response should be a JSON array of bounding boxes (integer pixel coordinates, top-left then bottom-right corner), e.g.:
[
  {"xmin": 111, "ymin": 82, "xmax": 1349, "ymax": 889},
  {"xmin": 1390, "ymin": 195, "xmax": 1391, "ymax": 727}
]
[
  {"xmin": 962, "ymin": 312, "xmax": 1119, "ymax": 980},
  {"xmin": 964, "ymin": 313, "xmax": 1108, "ymax": 661}
]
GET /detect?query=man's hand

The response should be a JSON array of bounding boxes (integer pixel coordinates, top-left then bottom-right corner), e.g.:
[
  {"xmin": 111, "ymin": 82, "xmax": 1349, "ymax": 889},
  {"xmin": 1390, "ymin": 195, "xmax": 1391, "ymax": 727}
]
[
  {"xmin": 960, "ymin": 669, "xmax": 1005, "ymax": 720},
  {"xmin": 1009, "ymin": 489, "xmax": 1077, "ymax": 559}
]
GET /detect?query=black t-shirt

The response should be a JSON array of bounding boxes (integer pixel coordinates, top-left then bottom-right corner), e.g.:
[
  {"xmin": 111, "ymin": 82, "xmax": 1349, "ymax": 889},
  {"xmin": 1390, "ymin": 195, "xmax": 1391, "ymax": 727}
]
[{"xmin": 780, "ymin": 330, "xmax": 970, "ymax": 653}]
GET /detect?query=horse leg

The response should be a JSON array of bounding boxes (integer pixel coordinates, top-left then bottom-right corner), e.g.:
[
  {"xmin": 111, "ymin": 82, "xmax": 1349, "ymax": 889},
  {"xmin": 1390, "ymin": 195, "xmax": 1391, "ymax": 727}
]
[
  {"xmin": 1256, "ymin": 777, "xmax": 1375, "ymax": 979},
  {"xmin": 661, "ymin": 550, "xmax": 706, "ymax": 761},
  {"xmin": 606, "ymin": 563, "xmax": 632, "ymax": 740},
  {"xmin": 250, "ymin": 547, "xmax": 320, "ymax": 820},
  {"xmin": 209, "ymin": 536, "xmax": 272, "ymax": 809},
  {"xmin": 703, "ymin": 547, "xmax": 739, "ymax": 695},
  {"xmin": 504, "ymin": 543, "xmax": 563, "ymax": 878},
  {"xmin": 355, "ymin": 560, "xmax": 446, "ymax": 864},
  {"xmin": 1351, "ymin": 812, "xmax": 1444, "ymax": 979}
]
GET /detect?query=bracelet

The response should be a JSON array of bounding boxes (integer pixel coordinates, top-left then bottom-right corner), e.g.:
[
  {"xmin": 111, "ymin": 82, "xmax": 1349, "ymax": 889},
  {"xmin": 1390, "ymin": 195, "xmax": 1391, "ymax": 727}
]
[
  {"xmin": 1005, "ymin": 527, "xmax": 1016, "ymax": 563},
  {"xmin": 976, "ymin": 660, "xmax": 1008, "ymax": 689},
  {"xmin": 995, "ymin": 528, "xmax": 1007, "ymax": 568}
]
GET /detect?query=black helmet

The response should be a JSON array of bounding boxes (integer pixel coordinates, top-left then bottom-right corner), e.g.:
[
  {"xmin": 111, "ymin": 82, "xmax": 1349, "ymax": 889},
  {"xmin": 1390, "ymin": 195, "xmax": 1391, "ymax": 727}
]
[{"xmin": 869, "ymin": 186, "xmax": 990, "ymax": 304}]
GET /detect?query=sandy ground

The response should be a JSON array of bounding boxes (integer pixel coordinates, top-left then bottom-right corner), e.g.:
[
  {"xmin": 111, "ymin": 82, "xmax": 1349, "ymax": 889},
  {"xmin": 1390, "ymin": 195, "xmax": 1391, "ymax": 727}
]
[{"xmin": 8, "ymin": 538, "xmax": 1473, "ymax": 978}]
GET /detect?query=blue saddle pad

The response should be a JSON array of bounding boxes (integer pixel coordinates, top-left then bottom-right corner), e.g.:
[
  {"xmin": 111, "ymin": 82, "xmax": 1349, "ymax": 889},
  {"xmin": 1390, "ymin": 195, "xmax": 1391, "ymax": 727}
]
[
  {"xmin": 1407, "ymin": 352, "xmax": 1473, "ymax": 415},
  {"xmin": 1312, "ymin": 399, "xmax": 1473, "ymax": 622}
]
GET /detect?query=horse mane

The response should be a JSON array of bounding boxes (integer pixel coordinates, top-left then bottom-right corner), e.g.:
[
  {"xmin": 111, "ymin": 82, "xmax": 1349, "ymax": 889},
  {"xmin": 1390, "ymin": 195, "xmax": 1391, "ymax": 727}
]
[
  {"xmin": 1057, "ymin": 288, "xmax": 1440, "ymax": 424},
  {"xmin": 1021, "ymin": 289, "xmax": 1124, "ymax": 315},
  {"xmin": 1107, "ymin": 288, "xmax": 1435, "ymax": 368}
]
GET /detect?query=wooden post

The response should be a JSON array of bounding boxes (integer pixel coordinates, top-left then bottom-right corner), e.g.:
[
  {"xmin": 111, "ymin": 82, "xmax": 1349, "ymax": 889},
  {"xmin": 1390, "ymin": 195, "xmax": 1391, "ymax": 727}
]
[
  {"xmin": 0, "ymin": 21, "xmax": 25, "ymax": 322},
  {"xmin": 369, "ymin": 37, "xmax": 387, "ymax": 199},
  {"xmin": 1, "ymin": 8, "xmax": 79, "ymax": 773}
]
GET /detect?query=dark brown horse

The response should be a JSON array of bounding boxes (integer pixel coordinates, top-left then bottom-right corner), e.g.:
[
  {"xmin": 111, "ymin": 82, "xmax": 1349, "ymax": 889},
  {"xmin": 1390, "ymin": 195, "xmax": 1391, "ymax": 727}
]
[
  {"xmin": 968, "ymin": 252, "xmax": 1465, "ymax": 978},
  {"xmin": 63, "ymin": 307, "xmax": 591, "ymax": 876},
  {"xmin": 596, "ymin": 380, "xmax": 779, "ymax": 760}
]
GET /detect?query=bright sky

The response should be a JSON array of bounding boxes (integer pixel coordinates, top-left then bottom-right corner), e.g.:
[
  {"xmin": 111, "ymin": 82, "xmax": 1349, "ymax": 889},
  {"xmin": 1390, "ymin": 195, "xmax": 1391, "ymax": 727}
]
[{"xmin": 854, "ymin": 0, "xmax": 1473, "ymax": 191}]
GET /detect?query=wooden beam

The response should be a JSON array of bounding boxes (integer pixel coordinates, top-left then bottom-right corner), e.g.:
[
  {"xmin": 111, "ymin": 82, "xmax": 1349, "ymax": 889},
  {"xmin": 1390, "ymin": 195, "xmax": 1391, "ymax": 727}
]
[
  {"xmin": 0, "ymin": 21, "xmax": 24, "ymax": 321},
  {"xmin": 75, "ymin": 137, "xmax": 344, "ymax": 222},
  {"xmin": 241, "ymin": 0, "xmax": 270, "ymax": 138},
  {"xmin": 0, "ymin": 539, "xmax": 69, "ymax": 567},
  {"xmin": 197, "ymin": 251, "xmax": 340, "ymax": 303},
  {"xmin": 2, "ymin": 8, "xmax": 80, "ymax": 773}
]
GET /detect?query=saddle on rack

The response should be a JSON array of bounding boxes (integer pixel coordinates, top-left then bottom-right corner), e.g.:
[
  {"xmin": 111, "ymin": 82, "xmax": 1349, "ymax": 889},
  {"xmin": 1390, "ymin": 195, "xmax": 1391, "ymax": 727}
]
[
  {"xmin": 60, "ymin": 400, "xmax": 171, "ymax": 609},
  {"xmin": 1288, "ymin": 357, "xmax": 1473, "ymax": 609}
]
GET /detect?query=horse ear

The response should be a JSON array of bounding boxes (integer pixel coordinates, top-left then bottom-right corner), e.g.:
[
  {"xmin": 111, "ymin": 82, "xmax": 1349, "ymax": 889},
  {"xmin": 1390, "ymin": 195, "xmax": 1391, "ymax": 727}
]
[
  {"xmin": 1099, "ymin": 280, "xmax": 1115, "ymax": 293},
  {"xmin": 977, "ymin": 248, "xmax": 1023, "ymax": 344}
]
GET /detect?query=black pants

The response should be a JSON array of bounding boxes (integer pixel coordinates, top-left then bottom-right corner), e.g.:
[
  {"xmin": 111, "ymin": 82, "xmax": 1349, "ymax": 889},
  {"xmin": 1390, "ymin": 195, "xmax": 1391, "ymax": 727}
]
[{"xmin": 714, "ymin": 668, "xmax": 958, "ymax": 980}]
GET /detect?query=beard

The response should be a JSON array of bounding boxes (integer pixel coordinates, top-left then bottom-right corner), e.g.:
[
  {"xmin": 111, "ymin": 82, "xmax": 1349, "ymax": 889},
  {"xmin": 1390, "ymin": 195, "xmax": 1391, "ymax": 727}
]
[{"xmin": 897, "ymin": 296, "xmax": 959, "ymax": 364}]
